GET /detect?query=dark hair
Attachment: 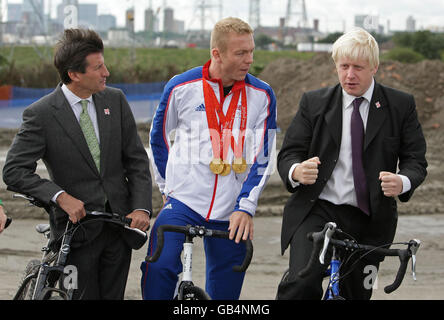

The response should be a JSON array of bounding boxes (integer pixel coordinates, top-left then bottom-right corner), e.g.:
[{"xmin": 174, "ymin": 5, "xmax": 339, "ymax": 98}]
[{"xmin": 54, "ymin": 28, "xmax": 104, "ymax": 84}]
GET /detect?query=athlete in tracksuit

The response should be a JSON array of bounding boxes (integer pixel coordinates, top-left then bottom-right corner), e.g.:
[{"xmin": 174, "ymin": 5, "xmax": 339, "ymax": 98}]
[{"xmin": 141, "ymin": 18, "xmax": 277, "ymax": 300}]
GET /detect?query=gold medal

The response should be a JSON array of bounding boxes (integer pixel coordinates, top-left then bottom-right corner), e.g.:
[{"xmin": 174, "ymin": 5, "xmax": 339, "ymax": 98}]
[
  {"xmin": 220, "ymin": 161, "xmax": 231, "ymax": 176},
  {"xmin": 232, "ymin": 157, "xmax": 247, "ymax": 174},
  {"xmin": 209, "ymin": 158, "xmax": 224, "ymax": 175}
]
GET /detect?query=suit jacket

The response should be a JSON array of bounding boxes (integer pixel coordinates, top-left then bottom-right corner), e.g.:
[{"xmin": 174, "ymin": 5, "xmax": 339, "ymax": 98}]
[
  {"xmin": 3, "ymin": 83, "xmax": 152, "ymax": 249},
  {"xmin": 277, "ymin": 82, "xmax": 427, "ymax": 254}
]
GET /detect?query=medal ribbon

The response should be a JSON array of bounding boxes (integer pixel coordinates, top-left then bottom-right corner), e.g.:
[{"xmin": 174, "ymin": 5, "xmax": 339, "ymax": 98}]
[
  {"xmin": 203, "ymin": 79, "xmax": 245, "ymax": 161},
  {"xmin": 226, "ymin": 87, "xmax": 247, "ymax": 160}
]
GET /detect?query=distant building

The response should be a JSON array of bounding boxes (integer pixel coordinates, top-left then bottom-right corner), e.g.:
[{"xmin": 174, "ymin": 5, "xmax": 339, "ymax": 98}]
[
  {"xmin": 78, "ymin": 4, "xmax": 98, "ymax": 30},
  {"xmin": 406, "ymin": 16, "xmax": 416, "ymax": 32},
  {"xmin": 7, "ymin": 4, "xmax": 22, "ymax": 22},
  {"xmin": 22, "ymin": 0, "xmax": 45, "ymax": 35},
  {"xmin": 107, "ymin": 28, "xmax": 132, "ymax": 46},
  {"xmin": 255, "ymin": 18, "xmax": 323, "ymax": 46},
  {"xmin": 126, "ymin": 8, "xmax": 135, "ymax": 34},
  {"xmin": 163, "ymin": 7, "xmax": 184, "ymax": 34},
  {"xmin": 355, "ymin": 14, "xmax": 380, "ymax": 32},
  {"xmin": 98, "ymin": 15, "xmax": 117, "ymax": 33},
  {"xmin": 163, "ymin": 7, "xmax": 174, "ymax": 33},
  {"xmin": 145, "ymin": 8, "xmax": 159, "ymax": 32},
  {"xmin": 6, "ymin": 4, "xmax": 22, "ymax": 34}
]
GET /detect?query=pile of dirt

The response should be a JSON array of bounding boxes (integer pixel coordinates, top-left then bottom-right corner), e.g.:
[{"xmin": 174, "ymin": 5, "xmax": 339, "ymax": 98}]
[
  {"xmin": 258, "ymin": 53, "xmax": 444, "ymax": 216},
  {"xmin": 259, "ymin": 53, "xmax": 444, "ymax": 132}
]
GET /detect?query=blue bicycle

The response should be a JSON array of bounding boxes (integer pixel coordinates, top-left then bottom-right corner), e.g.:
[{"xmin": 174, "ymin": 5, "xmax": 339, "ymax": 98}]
[{"xmin": 293, "ymin": 222, "xmax": 420, "ymax": 300}]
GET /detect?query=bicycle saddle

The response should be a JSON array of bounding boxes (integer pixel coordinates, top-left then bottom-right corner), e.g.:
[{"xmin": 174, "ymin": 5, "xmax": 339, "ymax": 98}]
[{"xmin": 35, "ymin": 224, "xmax": 50, "ymax": 234}]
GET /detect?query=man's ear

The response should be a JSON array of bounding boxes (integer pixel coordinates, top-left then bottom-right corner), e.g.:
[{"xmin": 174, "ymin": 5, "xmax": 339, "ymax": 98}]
[
  {"xmin": 371, "ymin": 63, "xmax": 379, "ymax": 75},
  {"xmin": 211, "ymin": 47, "xmax": 221, "ymax": 62},
  {"xmin": 68, "ymin": 70, "xmax": 80, "ymax": 83}
]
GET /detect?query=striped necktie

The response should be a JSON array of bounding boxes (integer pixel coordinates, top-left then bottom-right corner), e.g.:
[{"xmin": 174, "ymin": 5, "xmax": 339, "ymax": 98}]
[{"xmin": 79, "ymin": 99, "xmax": 100, "ymax": 172}]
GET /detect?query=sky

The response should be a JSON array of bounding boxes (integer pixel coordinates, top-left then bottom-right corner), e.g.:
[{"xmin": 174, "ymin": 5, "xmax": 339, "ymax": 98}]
[{"xmin": 3, "ymin": 0, "xmax": 444, "ymax": 33}]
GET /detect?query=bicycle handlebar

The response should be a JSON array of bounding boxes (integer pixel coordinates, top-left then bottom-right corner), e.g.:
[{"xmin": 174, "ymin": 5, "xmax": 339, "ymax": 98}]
[
  {"xmin": 298, "ymin": 223, "xmax": 420, "ymax": 294},
  {"xmin": 145, "ymin": 224, "xmax": 254, "ymax": 273},
  {"xmin": 11, "ymin": 193, "xmax": 148, "ymax": 245}
]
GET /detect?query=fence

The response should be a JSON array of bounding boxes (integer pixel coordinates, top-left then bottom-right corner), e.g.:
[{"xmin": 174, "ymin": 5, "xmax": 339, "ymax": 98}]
[{"xmin": 0, "ymin": 82, "xmax": 166, "ymax": 121}]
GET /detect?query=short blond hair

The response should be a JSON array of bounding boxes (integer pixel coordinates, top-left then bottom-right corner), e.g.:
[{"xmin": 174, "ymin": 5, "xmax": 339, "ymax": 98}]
[
  {"xmin": 332, "ymin": 27, "xmax": 379, "ymax": 69},
  {"xmin": 210, "ymin": 17, "xmax": 253, "ymax": 53}
]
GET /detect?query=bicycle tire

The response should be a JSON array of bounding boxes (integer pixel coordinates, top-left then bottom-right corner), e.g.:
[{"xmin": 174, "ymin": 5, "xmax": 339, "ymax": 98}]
[
  {"xmin": 16, "ymin": 259, "xmax": 40, "ymax": 300},
  {"xmin": 180, "ymin": 286, "xmax": 211, "ymax": 300}
]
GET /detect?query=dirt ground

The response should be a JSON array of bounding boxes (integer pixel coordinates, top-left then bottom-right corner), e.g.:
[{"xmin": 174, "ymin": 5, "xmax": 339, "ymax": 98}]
[
  {"xmin": 1, "ymin": 214, "xmax": 443, "ymax": 300},
  {"xmin": 1, "ymin": 54, "xmax": 444, "ymax": 300}
]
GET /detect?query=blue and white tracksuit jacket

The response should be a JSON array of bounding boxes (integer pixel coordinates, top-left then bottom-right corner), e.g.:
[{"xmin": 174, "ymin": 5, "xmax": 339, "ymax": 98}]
[
  {"xmin": 141, "ymin": 61, "xmax": 277, "ymax": 299},
  {"xmin": 149, "ymin": 61, "xmax": 277, "ymax": 221}
]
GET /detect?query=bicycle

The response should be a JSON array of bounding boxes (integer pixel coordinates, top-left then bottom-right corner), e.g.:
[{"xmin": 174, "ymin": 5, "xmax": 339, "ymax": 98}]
[
  {"xmin": 12, "ymin": 193, "xmax": 148, "ymax": 300},
  {"xmin": 290, "ymin": 222, "xmax": 420, "ymax": 300},
  {"xmin": 145, "ymin": 224, "xmax": 254, "ymax": 300}
]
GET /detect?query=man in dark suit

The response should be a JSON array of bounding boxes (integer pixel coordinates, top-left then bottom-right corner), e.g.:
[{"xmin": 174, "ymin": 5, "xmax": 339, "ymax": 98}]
[
  {"xmin": 2, "ymin": 29, "xmax": 152, "ymax": 299},
  {"xmin": 276, "ymin": 28, "xmax": 427, "ymax": 300}
]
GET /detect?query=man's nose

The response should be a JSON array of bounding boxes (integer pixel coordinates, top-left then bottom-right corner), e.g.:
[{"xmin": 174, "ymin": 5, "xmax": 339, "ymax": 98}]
[
  {"xmin": 245, "ymin": 52, "xmax": 254, "ymax": 64},
  {"xmin": 103, "ymin": 65, "xmax": 110, "ymax": 77},
  {"xmin": 346, "ymin": 68, "xmax": 355, "ymax": 79}
]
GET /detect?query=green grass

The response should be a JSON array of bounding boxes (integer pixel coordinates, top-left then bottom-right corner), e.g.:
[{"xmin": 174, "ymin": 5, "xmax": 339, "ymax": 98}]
[{"xmin": 0, "ymin": 46, "xmax": 314, "ymax": 87}]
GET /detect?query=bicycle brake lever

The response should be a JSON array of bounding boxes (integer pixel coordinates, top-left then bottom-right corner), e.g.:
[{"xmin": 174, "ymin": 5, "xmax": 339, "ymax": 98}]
[
  {"xmin": 319, "ymin": 222, "xmax": 337, "ymax": 264},
  {"xmin": 409, "ymin": 239, "xmax": 420, "ymax": 281}
]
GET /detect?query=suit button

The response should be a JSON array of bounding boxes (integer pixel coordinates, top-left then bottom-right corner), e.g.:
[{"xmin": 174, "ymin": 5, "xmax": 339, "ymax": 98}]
[{"xmin": 310, "ymin": 199, "xmax": 315, "ymax": 203}]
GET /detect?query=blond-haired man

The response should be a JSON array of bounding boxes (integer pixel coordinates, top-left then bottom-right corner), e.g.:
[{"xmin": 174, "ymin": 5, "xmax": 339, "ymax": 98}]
[
  {"xmin": 141, "ymin": 17, "xmax": 277, "ymax": 299},
  {"xmin": 276, "ymin": 28, "xmax": 427, "ymax": 299}
]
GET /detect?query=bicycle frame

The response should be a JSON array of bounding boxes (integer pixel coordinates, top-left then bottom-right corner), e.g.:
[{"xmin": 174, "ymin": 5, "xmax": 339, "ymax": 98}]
[
  {"xmin": 176, "ymin": 234, "xmax": 197, "ymax": 300},
  {"xmin": 324, "ymin": 248, "xmax": 341, "ymax": 300},
  {"xmin": 31, "ymin": 222, "xmax": 75, "ymax": 300}
]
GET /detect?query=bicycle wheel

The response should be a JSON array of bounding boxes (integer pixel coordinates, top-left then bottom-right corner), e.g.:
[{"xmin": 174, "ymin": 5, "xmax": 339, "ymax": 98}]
[
  {"xmin": 16, "ymin": 259, "xmax": 40, "ymax": 300},
  {"xmin": 180, "ymin": 286, "xmax": 211, "ymax": 300}
]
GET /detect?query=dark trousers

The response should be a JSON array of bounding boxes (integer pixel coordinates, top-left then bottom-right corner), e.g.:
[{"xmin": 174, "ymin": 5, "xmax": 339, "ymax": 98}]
[
  {"xmin": 65, "ymin": 223, "xmax": 132, "ymax": 300},
  {"xmin": 277, "ymin": 199, "xmax": 380, "ymax": 300}
]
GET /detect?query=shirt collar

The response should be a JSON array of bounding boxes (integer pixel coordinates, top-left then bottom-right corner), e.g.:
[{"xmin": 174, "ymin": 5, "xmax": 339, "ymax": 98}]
[
  {"xmin": 61, "ymin": 84, "xmax": 93, "ymax": 107},
  {"xmin": 202, "ymin": 59, "xmax": 246, "ymax": 92},
  {"xmin": 342, "ymin": 78, "xmax": 375, "ymax": 109}
]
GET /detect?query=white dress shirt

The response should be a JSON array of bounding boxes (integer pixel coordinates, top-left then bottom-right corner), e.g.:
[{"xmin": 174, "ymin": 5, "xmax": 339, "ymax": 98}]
[
  {"xmin": 289, "ymin": 78, "xmax": 411, "ymax": 207},
  {"xmin": 61, "ymin": 84, "xmax": 100, "ymax": 142}
]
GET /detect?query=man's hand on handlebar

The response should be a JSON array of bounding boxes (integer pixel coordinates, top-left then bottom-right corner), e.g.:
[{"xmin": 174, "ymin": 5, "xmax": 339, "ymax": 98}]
[
  {"xmin": 229, "ymin": 211, "xmax": 254, "ymax": 244},
  {"xmin": 126, "ymin": 210, "xmax": 150, "ymax": 232},
  {"xmin": 0, "ymin": 206, "xmax": 7, "ymax": 233},
  {"xmin": 56, "ymin": 192, "xmax": 86, "ymax": 224}
]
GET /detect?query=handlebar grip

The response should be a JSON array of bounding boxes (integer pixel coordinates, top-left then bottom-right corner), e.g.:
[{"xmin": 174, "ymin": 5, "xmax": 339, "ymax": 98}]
[
  {"xmin": 122, "ymin": 217, "xmax": 132, "ymax": 226},
  {"xmin": 384, "ymin": 250, "xmax": 410, "ymax": 294},
  {"xmin": 232, "ymin": 239, "xmax": 253, "ymax": 273},
  {"xmin": 203, "ymin": 228, "xmax": 254, "ymax": 272},
  {"xmin": 145, "ymin": 225, "xmax": 166, "ymax": 263},
  {"xmin": 5, "ymin": 217, "xmax": 12, "ymax": 229},
  {"xmin": 298, "ymin": 232, "xmax": 322, "ymax": 278}
]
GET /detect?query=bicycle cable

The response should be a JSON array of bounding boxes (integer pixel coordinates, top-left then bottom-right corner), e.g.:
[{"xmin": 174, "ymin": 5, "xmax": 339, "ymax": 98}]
[{"xmin": 331, "ymin": 241, "xmax": 410, "ymax": 285}]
